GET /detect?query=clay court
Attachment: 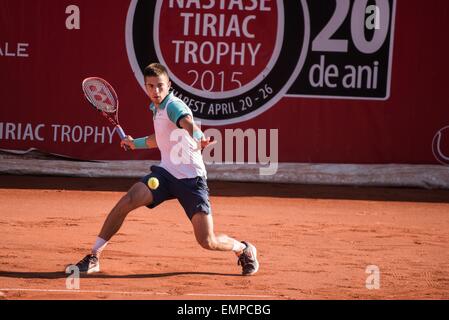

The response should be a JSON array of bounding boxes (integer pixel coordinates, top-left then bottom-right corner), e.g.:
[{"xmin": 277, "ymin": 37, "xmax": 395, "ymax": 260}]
[{"xmin": 0, "ymin": 174, "xmax": 448, "ymax": 300}]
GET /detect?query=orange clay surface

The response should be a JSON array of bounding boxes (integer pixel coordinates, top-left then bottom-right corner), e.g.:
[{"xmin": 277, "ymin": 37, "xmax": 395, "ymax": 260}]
[{"xmin": 0, "ymin": 174, "xmax": 448, "ymax": 300}]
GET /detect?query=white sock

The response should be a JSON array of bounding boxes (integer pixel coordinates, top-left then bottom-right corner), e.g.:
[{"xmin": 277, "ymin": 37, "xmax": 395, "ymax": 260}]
[
  {"xmin": 91, "ymin": 237, "xmax": 108, "ymax": 256},
  {"xmin": 232, "ymin": 240, "xmax": 246, "ymax": 254}
]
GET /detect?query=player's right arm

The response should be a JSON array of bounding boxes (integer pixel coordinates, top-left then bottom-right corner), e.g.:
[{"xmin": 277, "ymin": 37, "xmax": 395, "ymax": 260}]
[
  {"xmin": 120, "ymin": 134, "xmax": 157, "ymax": 150},
  {"xmin": 145, "ymin": 134, "xmax": 157, "ymax": 148}
]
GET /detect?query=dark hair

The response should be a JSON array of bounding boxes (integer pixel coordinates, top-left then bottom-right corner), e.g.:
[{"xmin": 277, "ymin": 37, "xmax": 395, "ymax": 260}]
[{"xmin": 144, "ymin": 63, "xmax": 169, "ymax": 79}]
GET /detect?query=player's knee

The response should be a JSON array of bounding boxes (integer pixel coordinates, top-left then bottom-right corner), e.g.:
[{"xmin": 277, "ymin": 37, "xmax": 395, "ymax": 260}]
[
  {"xmin": 121, "ymin": 192, "xmax": 138, "ymax": 209},
  {"xmin": 198, "ymin": 235, "xmax": 218, "ymax": 250},
  {"xmin": 120, "ymin": 183, "xmax": 152, "ymax": 209}
]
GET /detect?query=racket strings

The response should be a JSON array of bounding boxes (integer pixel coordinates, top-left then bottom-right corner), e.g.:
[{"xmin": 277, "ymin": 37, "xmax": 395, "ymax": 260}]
[{"xmin": 84, "ymin": 80, "xmax": 117, "ymax": 113}]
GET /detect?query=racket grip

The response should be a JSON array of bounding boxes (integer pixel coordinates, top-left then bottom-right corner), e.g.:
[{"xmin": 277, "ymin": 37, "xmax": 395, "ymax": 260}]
[{"xmin": 116, "ymin": 126, "xmax": 126, "ymax": 140}]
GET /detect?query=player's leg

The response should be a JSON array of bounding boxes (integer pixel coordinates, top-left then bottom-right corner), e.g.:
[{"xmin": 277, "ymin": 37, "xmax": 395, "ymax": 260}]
[
  {"xmin": 175, "ymin": 174, "xmax": 259, "ymax": 275},
  {"xmin": 97, "ymin": 182, "xmax": 153, "ymax": 241},
  {"xmin": 74, "ymin": 182, "xmax": 153, "ymax": 273},
  {"xmin": 191, "ymin": 211, "xmax": 239, "ymax": 251},
  {"xmin": 191, "ymin": 212, "xmax": 259, "ymax": 276}
]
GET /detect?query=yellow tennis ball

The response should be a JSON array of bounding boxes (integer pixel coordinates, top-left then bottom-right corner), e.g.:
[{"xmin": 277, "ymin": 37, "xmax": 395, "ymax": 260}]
[{"xmin": 148, "ymin": 177, "xmax": 159, "ymax": 190}]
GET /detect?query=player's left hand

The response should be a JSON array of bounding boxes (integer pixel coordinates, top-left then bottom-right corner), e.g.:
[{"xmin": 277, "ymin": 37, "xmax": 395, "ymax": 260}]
[{"xmin": 199, "ymin": 137, "xmax": 217, "ymax": 150}]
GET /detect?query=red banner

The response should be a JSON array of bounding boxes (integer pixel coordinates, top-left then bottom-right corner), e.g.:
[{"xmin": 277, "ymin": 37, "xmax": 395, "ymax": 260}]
[{"xmin": 1, "ymin": 0, "xmax": 448, "ymax": 164}]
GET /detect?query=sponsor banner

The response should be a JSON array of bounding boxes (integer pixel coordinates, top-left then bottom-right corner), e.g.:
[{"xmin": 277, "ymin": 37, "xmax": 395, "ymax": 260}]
[
  {"xmin": 287, "ymin": 0, "xmax": 396, "ymax": 100},
  {"xmin": 1, "ymin": 0, "xmax": 448, "ymax": 164},
  {"xmin": 127, "ymin": 0, "xmax": 309, "ymax": 125}
]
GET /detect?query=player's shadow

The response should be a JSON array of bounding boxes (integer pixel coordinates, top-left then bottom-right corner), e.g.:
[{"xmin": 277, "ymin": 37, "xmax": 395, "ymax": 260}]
[{"xmin": 0, "ymin": 270, "xmax": 240, "ymax": 279}]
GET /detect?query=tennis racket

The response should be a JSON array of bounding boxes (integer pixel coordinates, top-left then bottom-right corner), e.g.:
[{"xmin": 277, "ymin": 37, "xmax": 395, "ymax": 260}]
[{"xmin": 82, "ymin": 77, "xmax": 127, "ymax": 141}]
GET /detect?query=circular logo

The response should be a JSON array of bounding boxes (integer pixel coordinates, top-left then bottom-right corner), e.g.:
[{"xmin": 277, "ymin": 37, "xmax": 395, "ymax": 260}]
[
  {"xmin": 432, "ymin": 125, "xmax": 449, "ymax": 165},
  {"xmin": 126, "ymin": 0, "xmax": 310, "ymax": 125}
]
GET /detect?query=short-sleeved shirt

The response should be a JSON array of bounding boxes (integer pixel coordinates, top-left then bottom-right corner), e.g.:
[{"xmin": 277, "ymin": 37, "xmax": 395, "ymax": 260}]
[{"xmin": 150, "ymin": 92, "xmax": 207, "ymax": 179}]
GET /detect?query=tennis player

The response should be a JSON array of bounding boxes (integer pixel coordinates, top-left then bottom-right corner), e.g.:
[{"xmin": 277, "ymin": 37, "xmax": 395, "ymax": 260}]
[{"xmin": 74, "ymin": 63, "xmax": 259, "ymax": 276}]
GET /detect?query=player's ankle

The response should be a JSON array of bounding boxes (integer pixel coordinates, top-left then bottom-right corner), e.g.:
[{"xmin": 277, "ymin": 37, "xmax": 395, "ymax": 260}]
[
  {"xmin": 232, "ymin": 240, "xmax": 246, "ymax": 254},
  {"xmin": 91, "ymin": 237, "xmax": 108, "ymax": 256}
]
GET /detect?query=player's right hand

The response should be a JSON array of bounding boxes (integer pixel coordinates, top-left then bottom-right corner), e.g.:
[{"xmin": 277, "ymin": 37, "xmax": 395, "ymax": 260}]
[{"xmin": 121, "ymin": 135, "xmax": 135, "ymax": 150}]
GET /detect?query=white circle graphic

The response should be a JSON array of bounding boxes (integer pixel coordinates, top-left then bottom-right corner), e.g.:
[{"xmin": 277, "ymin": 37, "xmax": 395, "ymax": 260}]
[
  {"xmin": 153, "ymin": 0, "xmax": 284, "ymax": 99},
  {"xmin": 125, "ymin": 0, "xmax": 310, "ymax": 126}
]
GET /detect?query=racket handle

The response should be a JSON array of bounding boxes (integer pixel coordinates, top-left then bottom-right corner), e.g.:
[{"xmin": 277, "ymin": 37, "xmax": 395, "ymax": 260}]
[
  {"xmin": 116, "ymin": 125, "xmax": 129, "ymax": 151},
  {"xmin": 116, "ymin": 125, "xmax": 126, "ymax": 140}
]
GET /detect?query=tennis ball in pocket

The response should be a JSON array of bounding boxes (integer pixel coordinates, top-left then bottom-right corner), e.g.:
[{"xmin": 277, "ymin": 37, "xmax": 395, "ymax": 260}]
[{"xmin": 147, "ymin": 177, "xmax": 159, "ymax": 190}]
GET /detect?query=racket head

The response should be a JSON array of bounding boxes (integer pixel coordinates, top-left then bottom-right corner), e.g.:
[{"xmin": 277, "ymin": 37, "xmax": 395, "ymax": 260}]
[{"xmin": 82, "ymin": 77, "xmax": 119, "ymax": 114}]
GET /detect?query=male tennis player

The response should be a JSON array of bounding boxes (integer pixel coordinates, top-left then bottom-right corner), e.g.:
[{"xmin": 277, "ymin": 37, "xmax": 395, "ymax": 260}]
[{"xmin": 74, "ymin": 63, "xmax": 259, "ymax": 276}]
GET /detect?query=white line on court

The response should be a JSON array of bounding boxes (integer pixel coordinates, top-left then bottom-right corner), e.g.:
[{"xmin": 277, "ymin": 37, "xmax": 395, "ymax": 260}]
[
  {"xmin": 185, "ymin": 293, "xmax": 274, "ymax": 298},
  {"xmin": 0, "ymin": 288, "xmax": 168, "ymax": 296},
  {"xmin": 0, "ymin": 288, "xmax": 275, "ymax": 298}
]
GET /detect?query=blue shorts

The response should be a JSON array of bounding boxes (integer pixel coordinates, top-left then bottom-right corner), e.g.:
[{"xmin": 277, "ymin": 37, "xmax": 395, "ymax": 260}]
[{"xmin": 140, "ymin": 165, "xmax": 211, "ymax": 220}]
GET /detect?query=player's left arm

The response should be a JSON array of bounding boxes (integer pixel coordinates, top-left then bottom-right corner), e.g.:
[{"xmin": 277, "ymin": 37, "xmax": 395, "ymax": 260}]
[
  {"xmin": 167, "ymin": 101, "xmax": 215, "ymax": 149},
  {"xmin": 178, "ymin": 115, "xmax": 215, "ymax": 149}
]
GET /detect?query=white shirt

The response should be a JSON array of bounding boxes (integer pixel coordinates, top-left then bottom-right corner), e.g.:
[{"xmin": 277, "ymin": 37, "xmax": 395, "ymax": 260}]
[{"xmin": 150, "ymin": 92, "xmax": 207, "ymax": 179}]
